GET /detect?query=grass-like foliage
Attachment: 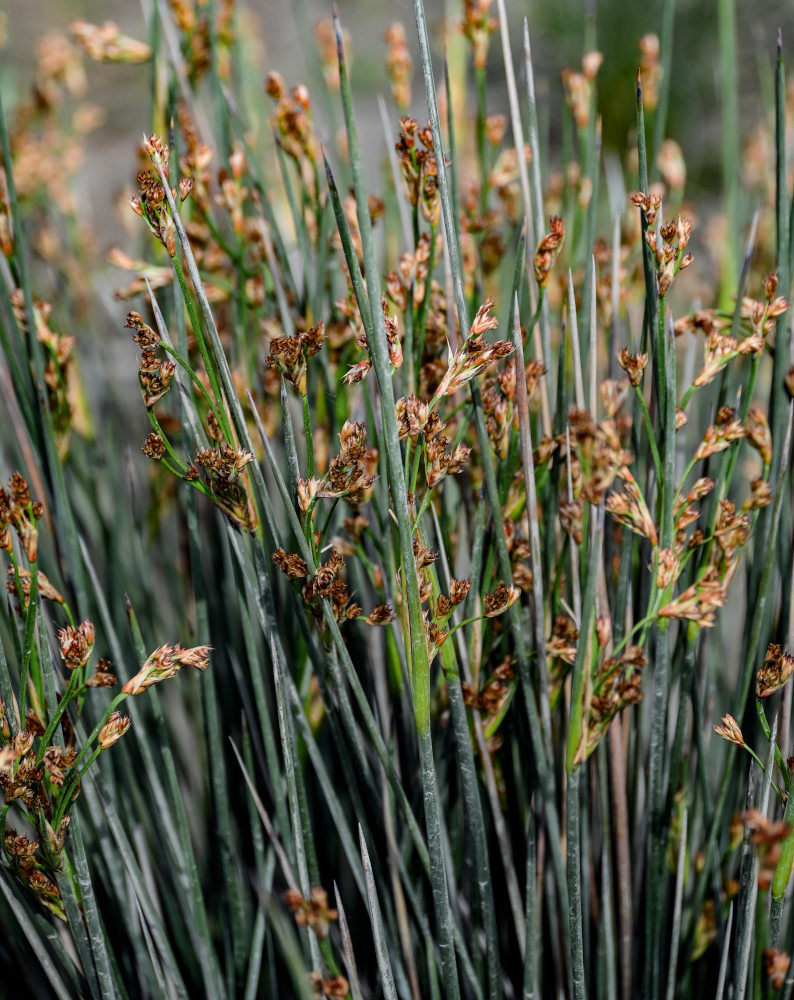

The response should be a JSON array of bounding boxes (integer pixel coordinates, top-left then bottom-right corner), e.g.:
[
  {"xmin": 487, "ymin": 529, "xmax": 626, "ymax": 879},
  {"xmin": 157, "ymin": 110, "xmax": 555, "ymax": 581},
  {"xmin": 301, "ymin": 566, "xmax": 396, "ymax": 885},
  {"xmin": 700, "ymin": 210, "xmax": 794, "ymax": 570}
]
[{"xmin": 2, "ymin": 2, "xmax": 794, "ymax": 997}]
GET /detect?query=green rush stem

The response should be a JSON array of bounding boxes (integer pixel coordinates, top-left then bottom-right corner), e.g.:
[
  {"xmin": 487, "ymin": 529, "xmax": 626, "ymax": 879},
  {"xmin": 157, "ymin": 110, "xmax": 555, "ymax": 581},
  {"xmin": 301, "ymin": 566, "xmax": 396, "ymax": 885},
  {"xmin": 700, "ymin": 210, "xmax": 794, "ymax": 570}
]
[
  {"xmin": 20, "ymin": 559, "xmax": 42, "ymax": 723},
  {"xmin": 771, "ymin": 774, "xmax": 794, "ymax": 942},
  {"xmin": 159, "ymin": 340, "xmax": 227, "ymax": 424},
  {"xmin": 769, "ymin": 38, "xmax": 790, "ymax": 474},
  {"xmin": 199, "ymin": 205, "xmax": 245, "ymax": 267},
  {"xmin": 687, "ymin": 407, "xmax": 793, "ymax": 958},
  {"xmin": 636, "ymin": 77, "xmax": 661, "ymax": 422},
  {"xmin": 318, "ymin": 497, "xmax": 340, "ymax": 542},
  {"xmin": 412, "ymin": 487, "xmax": 435, "ymax": 530},
  {"xmin": 566, "ymin": 768, "xmax": 586, "ymax": 1000},
  {"xmin": 475, "ymin": 65, "xmax": 488, "ymax": 215},
  {"xmin": 425, "ymin": 542, "xmax": 503, "ymax": 998},
  {"xmin": 645, "ymin": 302, "xmax": 676, "ymax": 1000},
  {"xmin": 145, "ymin": 410, "xmax": 214, "ymax": 501},
  {"xmin": 53, "ymin": 692, "xmax": 128, "ymax": 827},
  {"xmin": 334, "ymin": 16, "xmax": 461, "ymax": 998},
  {"xmin": 146, "ymin": 408, "xmax": 188, "ymax": 472},
  {"xmin": 301, "ymin": 393, "xmax": 315, "ymax": 478},
  {"xmin": 171, "ymin": 252, "xmax": 232, "ymax": 442},
  {"xmin": 635, "ymin": 385, "xmax": 663, "ymax": 484},
  {"xmin": 36, "ymin": 668, "xmax": 83, "ymax": 763},
  {"xmin": 718, "ymin": 0, "xmax": 741, "ymax": 297},
  {"xmin": 413, "ymin": 222, "xmax": 438, "ymax": 377},
  {"xmin": 566, "ymin": 513, "xmax": 601, "ymax": 1000},
  {"xmin": 754, "ymin": 698, "xmax": 789, "ymax": 786},
  {"xmin": 411, "ymin": 0, "xmax": 570, "ymax": 956}
]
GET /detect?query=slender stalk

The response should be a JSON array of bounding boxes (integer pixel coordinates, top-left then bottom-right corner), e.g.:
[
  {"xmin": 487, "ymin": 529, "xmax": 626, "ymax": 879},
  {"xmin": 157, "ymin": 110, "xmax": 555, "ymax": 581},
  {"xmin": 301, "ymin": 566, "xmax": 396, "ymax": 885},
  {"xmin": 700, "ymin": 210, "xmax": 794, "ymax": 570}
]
[{"xmin": 332, "ymin": 17, "xmax": 461, "ymax": 998}]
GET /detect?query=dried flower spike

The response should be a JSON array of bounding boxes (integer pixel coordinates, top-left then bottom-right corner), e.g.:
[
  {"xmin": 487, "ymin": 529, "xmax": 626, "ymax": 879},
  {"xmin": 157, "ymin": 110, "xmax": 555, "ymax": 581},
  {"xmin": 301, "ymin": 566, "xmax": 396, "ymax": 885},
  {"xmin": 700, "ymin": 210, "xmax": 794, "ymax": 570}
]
[
  {"xmin": 713, "ymin": 713, "xmax": 743, "ymax": 746},
  {"xmin": 57, "ymin": 620, "xmax": 95, "ymax": 670},
  {"xmin": 757, "ymin": 643, "xmax": 794, "ymax": 698},
  {"xmin": 483, "ymin": 582, "xmax": 520, "ymax": 617},
  {"xmin": 534, "ymin": 216, "xmax": 565, "ymax": 288},
  {"xmin": 122, "ymin": 643, "xmax": 211, "ymax": 696},
  {"xmin": 98, "ymin": 712, "xmax": 131, "ymax": 749}
]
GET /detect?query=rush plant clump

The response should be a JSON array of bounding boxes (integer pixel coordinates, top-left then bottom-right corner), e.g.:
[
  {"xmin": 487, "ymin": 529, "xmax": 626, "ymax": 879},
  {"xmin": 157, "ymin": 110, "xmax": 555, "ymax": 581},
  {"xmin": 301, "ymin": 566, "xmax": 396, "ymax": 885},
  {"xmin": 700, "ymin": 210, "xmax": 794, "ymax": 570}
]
[{"xmin": 2, "ymin": 2, "xmax": 794, "ymax": 999}]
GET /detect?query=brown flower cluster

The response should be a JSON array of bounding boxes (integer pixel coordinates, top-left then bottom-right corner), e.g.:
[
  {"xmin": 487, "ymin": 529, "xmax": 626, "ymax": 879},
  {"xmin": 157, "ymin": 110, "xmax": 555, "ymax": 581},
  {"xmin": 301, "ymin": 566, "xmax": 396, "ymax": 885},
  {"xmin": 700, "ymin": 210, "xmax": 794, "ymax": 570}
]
[
  {"xmin": 122, "ymin": 642, "xmax": 211, "ymax": 696},
  {"xmin": 605, "ymin": 467, "xmax": 657, "ymax": 544},
  {"xmin": 658, "ymin": 567, "xmax": 729, "ymax": 628},
  {"xmin": 385, "ymin": 231, "xmax": 444, "ymax": 312},
  {"xmin": 638, "ymin": 34, "xmax": 661, "ymax": 109},
  {"xmin": 574, "ymin": 645, "xmax": 646, "ymax": 765},
  {"xmin": 9, "ymin": 292, "xmax": 78, "ymax": 447},
  {"xmin": 343, "ymin": 296, "xmax": 401, "ymax": 385},
  {"xmin": 693, "ymin": 406, "xmax": 745, "ymax": 461},
  {"xmin": 313, "ymin": 19, "xmax": 347, "ymax": 93},
  {"xmin": 395, "ymin": 117, "xmax": 440, "ymax": 225},
  {"xmin": 483, "ymin": 582, "xmax": 521, "ymax": 618},
  {"xmin": 7, "ymin": 568, "xmax": 65, "ymax": 608},
  {"xmin": 563, "ymin": 411, "xmax": 630, "ymax": 506},
  {"xmin": 194, "ymin": 444, "xmax": 257, "ymax": 531},
  {"xmin": 309, "ymin": 973, "xmax": 350, "ymax": 998},
  {"xmin": 266, "ymin": 323, "xmax": 325, "ymax": 395},
  {"xmin": 640, "ymin": 214, "xmax": 693, "ymax": 297},
  {"xmin": 57, "ymin": 620, "xmax": 95, "ymax": 670},
  {"xmin": 763, "ymin": 949, "xmax": 791, "ymax": 990},
  {"xmin": 266, "ymin": 73, "xmax": 317, "ymax": 172},
  {"xmin": 4, "ymin": 821, "xmax": 70, "ymax": 918},
  {"xmin": 365, "ymin": 604, "xmax": 397, "ymax": 625},
  {"xmin": 463, "ymin": 655, "xmax": 516, "ymax": 725},
  {"xmin": 548, "ymin": 613, "xmax": 579, "ymax": 668},
  {"xmin": 0, "ymin": 473, "xmax": 43, "ymax": 563},
  {"xmin": 98, "ymin": 712, "xmax": 132, "ymax": 749},
  {"xmin": 284, "ymin": 885, "xmax": 338, "ymax": 938},
  {"xmin": 301, "ymin": 550, "xmax": 360, "ymax": 625},
  {"xmin": 129, "ymin": 135, "xmax": 193, "ymax": 256},
  {"xmin": 561, "ymin": 51, "xmax": 603, "ymax": 129},
  {"xmin": 384, "ymin": 23, "xmax": 412, "ymax": 109},
  {"xmin": 127, "ymin": 310, "xmax": 176, "ymax": 409},
  {"xmin": 0, "ymin": 733, "xmax": 78, "ymax": 818},
  {"xmin": 299, "ymin": 421, "xmax": 377, "ymax": 511},
  {"xmin": 460, "ymin": 0, "xmax": 496, "ymax": 69},
  {"xmin": 741, "ymin": 809, "xmax": 792, "ymax": 889},
  {"xmin": 534, "ymin": 216, "xmax": 565, "ymax": 288},
  {"xmin": 434, "ymin": 579, "xmax": 471, "ymax": 621},
  {"xmin": 617, "ymin": 348, "xmax": 648, "ymax": 388},
  {"xmin": 272, "ymin": 548, "xmax": 309, "ymax": 580},
  {"xmin": 72, "ymin": 20, "xmax": 152, "ymax": 63},
  {"xmin": 165, "ymin": 0, "xmax": 237, "ymax": 84},
  {"xmin": 434, "ymin": 298, "xmax": 514, "ymax": 399},
  {"xmin": 757, "ymin": 643, "xmax": 794, "ymax": 698}
]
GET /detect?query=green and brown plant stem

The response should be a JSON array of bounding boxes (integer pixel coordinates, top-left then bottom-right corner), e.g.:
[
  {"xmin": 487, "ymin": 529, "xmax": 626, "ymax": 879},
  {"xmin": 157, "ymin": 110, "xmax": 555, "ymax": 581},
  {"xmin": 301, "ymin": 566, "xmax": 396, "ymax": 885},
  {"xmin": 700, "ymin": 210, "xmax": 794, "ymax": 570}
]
[
  {"xmin": 717, "ymin": 0, "xmax": 740, "ymax": 302},
  {"xmin": 734, "ymin": 716, "xmax": 778, "ymax": 1000},
  {"xmin": 411, "ymin": 0, "xmax": 571, "ymax": 964},
  {"xmin": 645, "ymin": 305, "xmax": 676, "ymax": 1000},
  {"xmin": 771, "ymin": 35, "xmax": 792, "ymax": 477},
  {"xmin": 523, "ymin": 19, "xmax": 553, "ymax": 425},
  {"xmin": 333, "ymin": 15, "xmax": 460, "ymax": 995},
  {"xmin": 0, "ymin": 95, "xmax": 88, "ymax": 615},
  {"xmin": 19, "ymin": 557, "xmax": 41, "ymax": 724},
  {"xmin": 685, "ymin": 405, "xmax": 793, "ymax": 959},
  {"xmin": 170, "ymin": 250, "xmax": 233, "ymax": 442},
  {"xmin": 566, "ymin": 510, "xmax": 602, "ymax": 1000}
]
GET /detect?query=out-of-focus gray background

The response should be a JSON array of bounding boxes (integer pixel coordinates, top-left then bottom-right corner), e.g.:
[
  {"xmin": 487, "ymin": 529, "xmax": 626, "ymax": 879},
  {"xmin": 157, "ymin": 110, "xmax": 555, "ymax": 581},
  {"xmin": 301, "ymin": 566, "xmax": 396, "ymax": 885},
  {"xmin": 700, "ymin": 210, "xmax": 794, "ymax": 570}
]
[{"xmin": 4, "ymin": 0, "xmax": 793, "ymax": 236}]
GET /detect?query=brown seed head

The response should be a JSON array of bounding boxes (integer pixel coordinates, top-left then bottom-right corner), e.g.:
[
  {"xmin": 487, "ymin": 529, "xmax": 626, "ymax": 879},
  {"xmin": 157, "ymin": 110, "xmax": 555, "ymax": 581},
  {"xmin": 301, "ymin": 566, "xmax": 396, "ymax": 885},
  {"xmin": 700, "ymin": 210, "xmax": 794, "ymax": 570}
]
[
  {"xmin": 714, "ymin": 713, "xmax": 743, "ymax": 746},
  {"xmin": 534, "ymin": 216, "xmax": 564, "ymax": 288},
  {"xmin": 98, "ymin": 711, "xmax": 131, "ymax": 749},
  {"xmin": 57, "ymin": 620, "xmax": 95, "ymax": 669},
  {"xmin": 757, "ymin": 643, "xmax": 794, "ymax": 698}
]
